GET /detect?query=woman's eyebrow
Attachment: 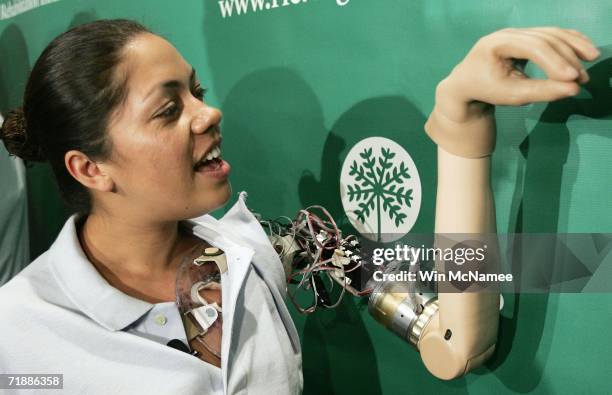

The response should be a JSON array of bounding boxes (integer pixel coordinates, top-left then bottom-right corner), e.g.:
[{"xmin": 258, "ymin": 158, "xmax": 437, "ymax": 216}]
[{"xmin": 143, "ymin": 67, "xmax": 197, "ymax": 103}]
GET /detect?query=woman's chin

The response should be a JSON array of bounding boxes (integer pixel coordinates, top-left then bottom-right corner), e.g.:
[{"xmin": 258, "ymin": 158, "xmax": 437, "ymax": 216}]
[
  {"xmin": 193, "ymin": 181, "xmax": 232, "ymax": 217},
  {"xmin": 216, "ymin": 181, "xmax": 232, "ymax": 207}
]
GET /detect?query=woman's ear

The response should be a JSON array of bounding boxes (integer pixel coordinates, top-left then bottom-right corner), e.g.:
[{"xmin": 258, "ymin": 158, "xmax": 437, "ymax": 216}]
[{"xmin": 64, "ymin": 150, "xmax": 115, "ymax": 193}]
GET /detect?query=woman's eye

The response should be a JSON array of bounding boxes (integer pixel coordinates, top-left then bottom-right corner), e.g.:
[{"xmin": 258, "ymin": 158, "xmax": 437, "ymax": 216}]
[
  {"xmin": 193, "ymin": 86, "xmax": 207, "ymax": 101},
  {"xmin": 158, "ymin": 103, "xmax": 179, "ymax": 118}
]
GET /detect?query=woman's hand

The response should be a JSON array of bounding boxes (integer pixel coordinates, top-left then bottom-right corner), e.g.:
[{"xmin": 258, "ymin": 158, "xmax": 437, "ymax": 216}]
[{"xmin": 425, "ymin": 27, "xmax": 600, "ymax": 158}]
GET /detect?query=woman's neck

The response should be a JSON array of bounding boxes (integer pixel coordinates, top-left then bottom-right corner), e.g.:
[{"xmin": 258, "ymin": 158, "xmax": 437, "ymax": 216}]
[{"xmin": 77, "ymin": 212, "xmax": 203, "ymax": 303}]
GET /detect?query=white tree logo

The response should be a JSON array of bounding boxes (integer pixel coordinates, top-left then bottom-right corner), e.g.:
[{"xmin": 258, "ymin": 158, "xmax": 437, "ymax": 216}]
[{"xmin": 340, "ymin": 137, "xmax": 421, "ymax": 242}]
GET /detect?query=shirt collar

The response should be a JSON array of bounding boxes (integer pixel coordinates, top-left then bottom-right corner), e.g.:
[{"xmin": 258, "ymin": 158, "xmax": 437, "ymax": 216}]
[{"xmin": 49, "ymin": 214, "xmax": 154, "ymax": 331}]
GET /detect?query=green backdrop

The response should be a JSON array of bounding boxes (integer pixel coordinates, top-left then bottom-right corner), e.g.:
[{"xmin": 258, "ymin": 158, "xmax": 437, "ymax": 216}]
[{"xmin": 1, "ymin": 0, "xmax": 611, "ymax": 393}]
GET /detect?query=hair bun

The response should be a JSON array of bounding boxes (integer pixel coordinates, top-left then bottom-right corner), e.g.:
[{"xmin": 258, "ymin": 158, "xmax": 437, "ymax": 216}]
[{"xmin": 0, "ymin": 107, "xmax": 46, "ymax": 162}]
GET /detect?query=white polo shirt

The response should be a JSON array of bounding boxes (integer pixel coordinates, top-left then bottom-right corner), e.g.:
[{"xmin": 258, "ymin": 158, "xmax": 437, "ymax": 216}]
[{"xmin": 0, "ymin": 192, "xmax": 303, "ymax": 394}]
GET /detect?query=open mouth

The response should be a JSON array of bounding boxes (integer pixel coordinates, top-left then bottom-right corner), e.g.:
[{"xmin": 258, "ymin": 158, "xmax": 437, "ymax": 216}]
[{"xmin": 194, "ymin": 146, "xmax": 223, "ymax": 172}]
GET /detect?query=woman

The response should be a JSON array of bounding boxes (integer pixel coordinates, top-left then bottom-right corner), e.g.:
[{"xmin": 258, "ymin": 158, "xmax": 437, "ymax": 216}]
[{"xmin": 0, "ymin": 20, "xmax": 598, "ymax": 394}]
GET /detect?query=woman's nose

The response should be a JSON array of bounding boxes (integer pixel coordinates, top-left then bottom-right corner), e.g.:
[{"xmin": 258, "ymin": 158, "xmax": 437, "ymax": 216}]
[{"xmin": 191, "ymin": 106, "xmax": 223, "ymax": 135}]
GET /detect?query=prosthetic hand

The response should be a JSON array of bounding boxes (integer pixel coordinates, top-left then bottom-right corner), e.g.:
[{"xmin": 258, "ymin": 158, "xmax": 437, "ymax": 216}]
[
  {"xmin": 418, "ymin": 27, "xmax": 599, "ymax": 379},
  {"xmin": 426, "ymin": 27, "xmax": 599, "ymax": 158}
]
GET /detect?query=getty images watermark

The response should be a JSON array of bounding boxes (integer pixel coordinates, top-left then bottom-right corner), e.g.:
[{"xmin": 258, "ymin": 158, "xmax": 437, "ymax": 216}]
[
  {"xmin": 218, "ymin": 0, "xmax": 351, "ymax": 19},
  {"xmin": 358, "ymin": 233, "xmax": 612, "ymax": 294}
]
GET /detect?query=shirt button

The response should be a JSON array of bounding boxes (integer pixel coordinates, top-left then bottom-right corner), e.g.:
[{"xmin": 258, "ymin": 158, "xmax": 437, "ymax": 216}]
[{"xmin": 153, "ymin": 314, "xmax": 167, "ymax": 326}]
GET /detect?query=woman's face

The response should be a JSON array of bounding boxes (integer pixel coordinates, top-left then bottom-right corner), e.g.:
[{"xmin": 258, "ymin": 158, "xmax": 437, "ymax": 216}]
[{"xmin": 102, "ymin": 33, "xmax": 231, "ymax": 221}]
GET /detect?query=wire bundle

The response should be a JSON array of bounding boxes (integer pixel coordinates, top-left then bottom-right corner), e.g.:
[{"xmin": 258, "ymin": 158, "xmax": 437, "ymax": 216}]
[{"xmin": 259, "ymin": 206, "xmax": 371, "ymax": 314}]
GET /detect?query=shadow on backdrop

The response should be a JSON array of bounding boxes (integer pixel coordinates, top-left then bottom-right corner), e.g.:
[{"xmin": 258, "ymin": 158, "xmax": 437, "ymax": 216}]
[
  {"xmin": 0, "ymin": 13, "xmax": 99, "ymax": 260},
  {"xmin": 218, "ymin": 67, "xmax": 325, "ymax": 216},
  {"xmin": 0, "ymin": 23, "xmax": 62, "ymax": 261},
  {"xmin": 486, "ymin": 50, "xmax": 612, "ymax": 393}
]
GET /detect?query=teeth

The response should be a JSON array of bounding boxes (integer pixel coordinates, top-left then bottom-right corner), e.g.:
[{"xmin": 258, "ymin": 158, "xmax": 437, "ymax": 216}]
[
  {"xmin": 210, "ymin": 147, "xmax": 221, "ymax": 160},
  {"xmin": 200, "ymin": 146, "xmax": 221, "ymax": 164}
]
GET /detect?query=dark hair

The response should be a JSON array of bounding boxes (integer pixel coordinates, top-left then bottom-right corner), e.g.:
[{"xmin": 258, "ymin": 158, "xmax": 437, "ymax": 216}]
[{"xmin": 0, "ymin": 19, "xmax": 151, "ymax": 215}]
